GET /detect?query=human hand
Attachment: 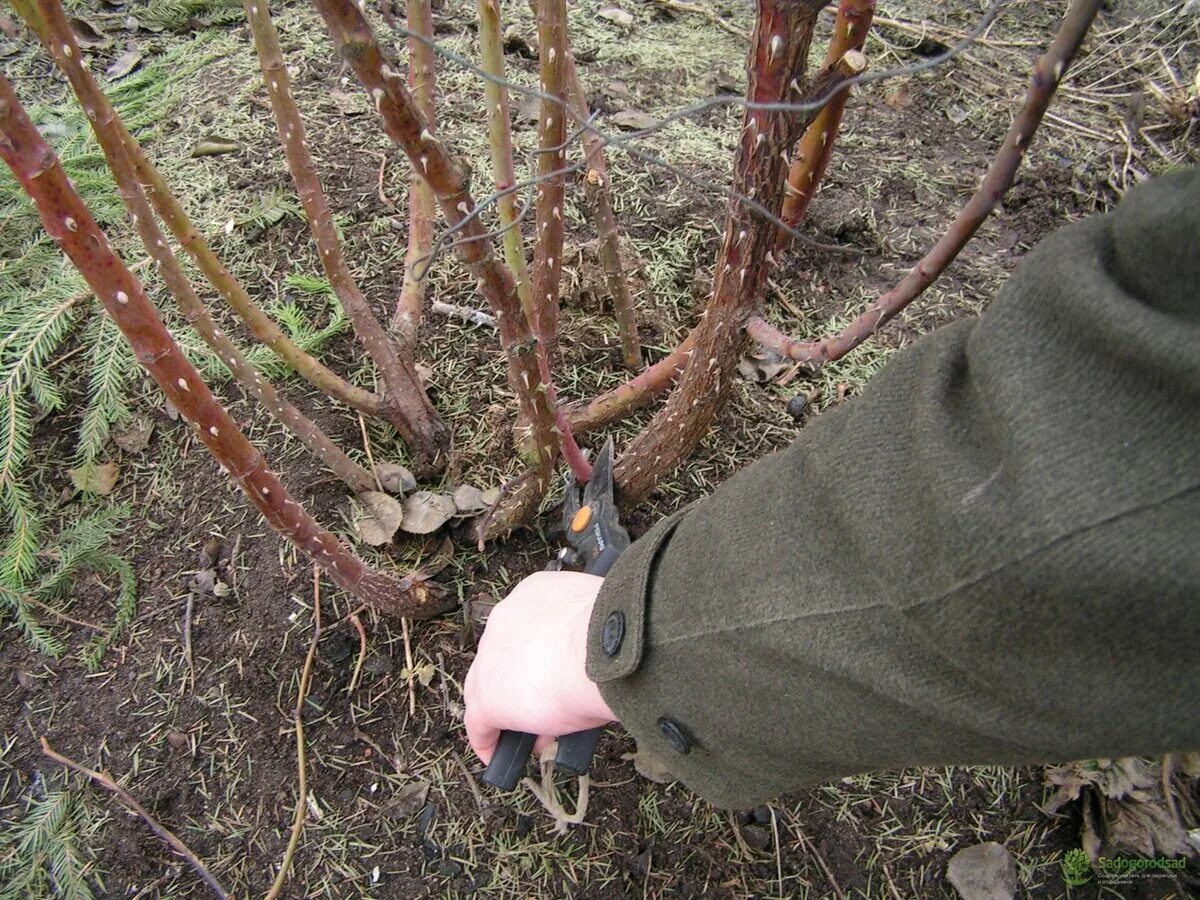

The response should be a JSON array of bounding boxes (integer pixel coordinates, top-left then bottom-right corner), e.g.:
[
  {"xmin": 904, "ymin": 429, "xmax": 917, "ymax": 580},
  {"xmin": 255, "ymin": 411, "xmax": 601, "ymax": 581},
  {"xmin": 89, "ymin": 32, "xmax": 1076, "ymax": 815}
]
[{"xmin": 463, "ymin": 571, "xmax": 616, "ymax": 765}]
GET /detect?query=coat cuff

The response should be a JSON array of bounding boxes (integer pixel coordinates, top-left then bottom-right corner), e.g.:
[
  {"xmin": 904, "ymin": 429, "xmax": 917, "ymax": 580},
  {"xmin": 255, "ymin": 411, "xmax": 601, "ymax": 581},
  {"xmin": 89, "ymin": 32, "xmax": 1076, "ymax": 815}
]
[{"xmin": 585, "ymin": 508, "xmax": 689, "ymax": 683}]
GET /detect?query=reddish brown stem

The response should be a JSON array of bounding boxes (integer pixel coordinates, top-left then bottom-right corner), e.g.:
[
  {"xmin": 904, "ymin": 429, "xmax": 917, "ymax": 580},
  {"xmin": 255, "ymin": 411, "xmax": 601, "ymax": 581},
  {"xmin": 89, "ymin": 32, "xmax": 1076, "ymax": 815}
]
[
  {"xmin": 562, "ymin": 48, "xmax": 642, "ymax": 369},
  {"xmin": 0, "ymin": 73, "xmax": 448, "ymax": 617},
  {"xmin": 614, "ymin": 0, "xmax": 827, "ymax": 504},
  {"xmin": 776, "ymin": 0, "xmax": 874, "ymax": 250},
  {"xmin": 566, "ymin": 330, "xmax": 695, "ymax": 434},
  {"xmin": 530, "ymin": 0, "xmax": 568, "ymax": 359},
  {"xmin": 749, "ymin": 0, "xmax": 1102, "ymax": 369},
  {"xmin": 244, "ymin": 0, "xmax": 448, "ymax": 471},
  {"xmin": 22, "ymin": 0, "xmax": 374, "ymax": 494},
  {"xmin": 312, "ymin": 0, "xmax": 560, "ymax": 537},
  {"xmin": 392, "ymin": 0, "xmax": 437, "ymax": 340}
]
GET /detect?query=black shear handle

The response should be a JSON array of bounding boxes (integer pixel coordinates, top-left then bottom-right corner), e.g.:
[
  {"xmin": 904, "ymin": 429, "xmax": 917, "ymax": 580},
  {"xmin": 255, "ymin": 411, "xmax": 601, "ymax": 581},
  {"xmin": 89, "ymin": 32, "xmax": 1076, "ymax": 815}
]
[{"xmin": 480, "ymin": 541, "xmax": 620, "ymax": 790}]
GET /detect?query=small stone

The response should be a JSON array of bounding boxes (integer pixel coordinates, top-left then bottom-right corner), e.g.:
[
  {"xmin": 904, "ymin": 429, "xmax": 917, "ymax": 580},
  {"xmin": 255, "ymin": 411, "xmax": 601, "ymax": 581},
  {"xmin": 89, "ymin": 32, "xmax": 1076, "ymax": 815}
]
[
  {"xmin": 946, "ymin": 842, "xmax": 1018, "ymax": 900},
  {"xmin": 167, "ymin": 730, "xmax": 189, "ymax": 750},
  {"xmin": 787, "ymin": 394, "xmax": 808, "ymax": 421}
]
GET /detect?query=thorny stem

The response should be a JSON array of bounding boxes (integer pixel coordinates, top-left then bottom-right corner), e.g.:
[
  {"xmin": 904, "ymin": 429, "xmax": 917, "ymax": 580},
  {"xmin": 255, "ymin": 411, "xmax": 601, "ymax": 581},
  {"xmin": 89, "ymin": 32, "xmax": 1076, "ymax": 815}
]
[
  {"xmin": 614, "ymin": 0, "xmax": 829, "ymax": 504},
  {"xmin": 244, "ymin": 0, "xmax": 449, "ymax": 471},
  {"xmin": 477, "ymin": 0, "xmax": 535, "ymax": 327},
  {"xmin": 40, "ymin": 738, "xmax": 230, "ymax": 899},
  {"xmin": 311, "ymin": 0, "xmax": 561, "ymax": 538},
  {"xmin": 777, "ymin": 0, "xmax": 875, "ymax": 250},
  {"xmin": 531, "ymin": 0, "xmax": 567, "ymax": 359},
  {"xmin": 527, "ymin": 0, "xmax": 592, "ymax": 482},
  {"xmin": 565, "ymin": 331, "xmax": 695, "ymax": 434},
  {"xmin": 747, "ymin": 0, "xmax": 1102, "ymax": 369},
  {"xmin": 0, "ymin": 74, "xmax": 450, "ymax": 616},
  {"xmin": 392, "ymin": 0, "xmax": 438, "ymax": 341},
  {"xmin": 562, "ymin": 43, "xmax": 642, "ymax": 369},
  {"xmin": 20, "ymin": 0, "xmax": 375, "ymax": 494}
]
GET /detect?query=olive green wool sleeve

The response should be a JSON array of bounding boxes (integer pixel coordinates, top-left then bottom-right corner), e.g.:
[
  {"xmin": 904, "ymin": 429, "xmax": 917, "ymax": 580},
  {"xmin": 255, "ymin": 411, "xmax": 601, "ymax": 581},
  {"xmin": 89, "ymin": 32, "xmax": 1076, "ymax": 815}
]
[{"xmin": 587, "ymin": 169, "xmax": 1200, "ymax": 809}]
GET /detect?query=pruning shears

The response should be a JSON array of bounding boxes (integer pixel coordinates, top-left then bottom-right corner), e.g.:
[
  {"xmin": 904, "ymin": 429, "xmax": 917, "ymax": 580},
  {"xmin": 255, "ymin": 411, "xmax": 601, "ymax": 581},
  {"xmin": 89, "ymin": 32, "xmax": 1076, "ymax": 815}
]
[{"xmin": 481, "ymin": 438, "xmax": 630, "ymax": 791}]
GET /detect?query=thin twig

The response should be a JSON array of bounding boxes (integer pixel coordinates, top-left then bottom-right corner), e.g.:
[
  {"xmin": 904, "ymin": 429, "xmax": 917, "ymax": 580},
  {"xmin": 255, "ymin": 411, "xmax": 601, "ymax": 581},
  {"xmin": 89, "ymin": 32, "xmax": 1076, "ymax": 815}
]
[
  {"xmin": 451, "ymin": 750, "xmax": 486, "ymax": 817},
  {"xmin": 431, "ymin": 300, "xmax": 497, "ymax": 330},
  {"xmin": 793, "ymin": 821, "xmax": 846, "ymax": 900},
  {"xmin": 182, "ymin": 591, "xmax": 196, "ymax": 695},
  {"xmin": 401, "ymin": 615, "xmax": 416, "ymax": 715},
  {"xmin": 40, "ymin": 738, "xmax": 230, "ymax": 899},
  {"xmin": 346, "ymin": 612, "xmax": 367, "ymax": 695},
  {"xmin": 265, "ymin": 567, "xmax": 322, "ymax": 900}
]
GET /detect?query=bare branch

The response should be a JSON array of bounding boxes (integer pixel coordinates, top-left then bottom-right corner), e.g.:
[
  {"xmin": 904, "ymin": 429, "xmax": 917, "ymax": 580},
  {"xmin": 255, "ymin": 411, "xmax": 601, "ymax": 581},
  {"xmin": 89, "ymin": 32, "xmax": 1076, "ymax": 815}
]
[
  {"xmin": 749, "ymin": 0, "xmax": 1103, "ymax": 369},
  {"xmin": 393, "ymin": 0, "xmax": 438, "ymax": 341},
  {"xmin": 41, "ymin": 737, "xmax": 230, "ymax": 899},
  {"xmin": 0, "ymin": 73, "xmax": 449, "ymax": 616},
  {"xmin": 19, "ymin": 0, "xmax": 375, "ymax": 494},
  {"xmin": 244, "ymin": 0, "xmax": 449, "ymax": 469}
]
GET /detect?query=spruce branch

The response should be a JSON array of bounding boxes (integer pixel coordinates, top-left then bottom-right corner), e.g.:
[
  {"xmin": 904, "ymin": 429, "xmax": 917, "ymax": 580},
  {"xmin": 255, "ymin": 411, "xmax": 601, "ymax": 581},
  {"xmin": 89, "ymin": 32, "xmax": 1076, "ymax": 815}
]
[
  {"xmin": 0, "ymin": 73, "xmax": 449, "ymax": 616},
  {"xmin": 748, "ymin": 0, "xmax": 1102, "ymax": 369},
  {"xmin": 24, "ymin": 0, "xmax": 376, "ymax": 493},
  {"xmin": 243, "ymin": 0, "xmax": 449, "ymax": 470}
]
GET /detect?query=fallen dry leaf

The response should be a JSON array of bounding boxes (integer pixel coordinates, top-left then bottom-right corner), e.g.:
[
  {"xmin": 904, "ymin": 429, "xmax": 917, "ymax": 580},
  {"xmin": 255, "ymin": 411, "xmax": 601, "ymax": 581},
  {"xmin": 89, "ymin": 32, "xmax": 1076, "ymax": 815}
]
[
  {"xmin": 113, "ymin": 416, "xmax": 154, "ymax": 453},
  {"xmin": 70, "ymin": 461, "xmax": 119, "ymax": 495},
  {"xmin": 384, "ymin": 779, "xmax": 430, "ymax": 818},
  {"xmin": 375, "ymin": 461, "xmax": 416, "ymax": 496},
  {"xmin": 400, "ymin": 491, "xmax": 456, "ymax": 534},
  {"xmin": 452, "ymin": 484, "xmax": 488, "ymax": 515},
  {"xmin": 738, "ymin": 348, "xmax": 789, "ymax": 383},
  {"xmin": 69, "ymin": 16, "xmax": 112, "ymax": 49},
  {"xmin": 190, "ymin": 136, "xmax": 242, "ymax": 158},
  {"xmin": 106, "ymin": 47, "xmax": 142, "ymax": 80},
  {"xmin": 355, "ymin": 490, "xmax": 405, "ymax": 546},
  {"xmin": 609, "ymin": 109, "xmax": 659, "ymax": 131},
  {"xmin": 597, "ymin": 7, "xmax": 634, "ymax": 27}
]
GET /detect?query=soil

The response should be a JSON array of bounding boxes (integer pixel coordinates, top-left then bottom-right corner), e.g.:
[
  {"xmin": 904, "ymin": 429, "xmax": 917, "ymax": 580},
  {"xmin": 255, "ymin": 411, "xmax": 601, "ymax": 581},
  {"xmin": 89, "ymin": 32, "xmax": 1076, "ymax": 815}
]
[{"xmin": 2, "ymin": 0, "xmax": 1196, "ymax": 897}]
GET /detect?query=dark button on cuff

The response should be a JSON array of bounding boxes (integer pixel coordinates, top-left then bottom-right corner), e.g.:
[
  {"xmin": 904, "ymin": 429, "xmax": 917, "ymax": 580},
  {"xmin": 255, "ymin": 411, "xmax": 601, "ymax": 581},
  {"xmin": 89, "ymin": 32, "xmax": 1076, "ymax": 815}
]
[
  {"xmin": 600, "ymin": 610, "xmax": 626, "ymax": 656},
  {"xmin": 657, "ymin": 717, "xmax": 692, "ymax": 755}
]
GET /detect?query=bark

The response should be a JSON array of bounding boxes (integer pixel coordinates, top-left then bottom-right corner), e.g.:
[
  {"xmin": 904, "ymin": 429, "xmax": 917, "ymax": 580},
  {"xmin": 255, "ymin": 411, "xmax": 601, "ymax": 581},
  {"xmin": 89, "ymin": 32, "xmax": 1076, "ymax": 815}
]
[
  {"xmin": 0, "ymin": 74, "xmax": 448, "ymax": 616},
  {"xmin": 566, "ymin": 330, "xmax": 694, "ymax": 434},
  {"xmin": 477, "ymin": 0, "xmax": 535, "ymax": 329},
  {"xmin": 20, "ymin": 0, "xmax": 375, "ymax": 494},
  {"xmin": 530, "ymin": 0, "xmax": 568, "ymax": 359},
  {"xmin": 311, "ymin": 0, "xmax": 560, "ymax": 537},
  {"xmin": 562, "ymin": 47, "xmax": 642, "ymax": 369},
  {"xmin": 244, "ymin": 0, "xmax": 449, "ymax": 471},
  {"xmin": 748, "ymin": 0, "xmax": 1103, "ymax": 369},
  {"xmin": 392, "ymin": 0, "xmax": 438, "ymax": 341},
  {"xmin": 614, "ymin": 0, "xmax": 827, "ymax": 504},
  {"xmin": 776, "ymin": 0, "xmax": 875, "ymax": 250}
]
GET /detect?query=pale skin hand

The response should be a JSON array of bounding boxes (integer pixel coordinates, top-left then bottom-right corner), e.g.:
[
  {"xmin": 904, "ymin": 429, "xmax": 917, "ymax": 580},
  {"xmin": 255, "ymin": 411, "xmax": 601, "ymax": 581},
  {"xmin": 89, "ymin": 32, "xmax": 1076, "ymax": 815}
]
[{"xmin": 464, "ymin": 571, "xmax": 616, "ymax": 765}]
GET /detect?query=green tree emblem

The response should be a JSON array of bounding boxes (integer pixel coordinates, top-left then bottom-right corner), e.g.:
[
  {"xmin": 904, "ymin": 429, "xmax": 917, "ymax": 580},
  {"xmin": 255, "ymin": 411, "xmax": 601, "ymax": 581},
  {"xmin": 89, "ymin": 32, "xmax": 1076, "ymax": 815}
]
[{"xmin": 1062, "ymin": 848, "xmax": 1093, "ymax": 886}]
